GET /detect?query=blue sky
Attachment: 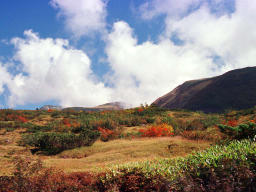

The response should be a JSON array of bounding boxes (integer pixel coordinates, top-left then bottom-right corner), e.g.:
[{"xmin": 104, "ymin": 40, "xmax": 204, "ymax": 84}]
[{"xmin": 0, "ymin": 0, "xmax": 255, "ymax": 109}]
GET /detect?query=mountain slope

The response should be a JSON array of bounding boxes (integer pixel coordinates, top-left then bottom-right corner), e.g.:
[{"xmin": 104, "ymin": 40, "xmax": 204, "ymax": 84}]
[{"xmin": 152, "ymin": 67, "xmax": 256, "ymax": 113}]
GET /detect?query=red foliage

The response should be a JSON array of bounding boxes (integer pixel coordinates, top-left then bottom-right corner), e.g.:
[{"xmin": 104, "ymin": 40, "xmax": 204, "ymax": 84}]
[
  {"xmin": 5, "ymin": 114, "xmax": 28, "ymax": 123},
  {"xmin": 0, "ymin": 171, "xmax": 97, "ymax": 192},
  {"xmin": 17, "ymin": 116, "xmax": 28, "ymax": 123},
  {"xmin": 227, "ymin": 119, "xmax": 238, "ymax": 127},
  {"xmin": 137, "ymin": 108, "xmax": 144, "ymax": 112},
  {"xmin": 63, "ymin": 118, "xmax": 71, "ymax": 127},
  {"xmin": 98, "ymin": 127, "xmax": 114, "ymax": 141},
  {"xmin": 48, "ymin": 109, "xmax": 53, "ymax": 112},
  {"xmin": 72, "ymin": 121, "xmax": 81, "ymax": 128},
  {"xmin": 139, "ymin": 124, "xmax": 174, "ymax": 137}
]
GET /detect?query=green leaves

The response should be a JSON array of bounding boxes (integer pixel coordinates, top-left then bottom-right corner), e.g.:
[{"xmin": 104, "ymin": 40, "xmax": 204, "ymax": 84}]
[
  {"xmin": 20, "ymin": 130, "xmax": 99, "ymax": 155},
  {"xmin": 218, "ymin": 122, "xmax": 256, "ymax": 140}
]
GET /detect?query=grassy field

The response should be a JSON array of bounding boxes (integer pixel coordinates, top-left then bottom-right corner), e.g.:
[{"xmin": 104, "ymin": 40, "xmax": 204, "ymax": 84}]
[
  {"xmin": 45, "ymin": 136, "xmax": 210, "ymax": 172},
  {"xmin": 0, "ymin": 127, "xmax": 211, "ymax": 174}
]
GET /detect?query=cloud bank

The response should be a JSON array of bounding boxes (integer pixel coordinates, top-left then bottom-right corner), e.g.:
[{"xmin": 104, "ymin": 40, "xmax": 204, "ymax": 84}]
[
  {"xmin": 106, "ymin": 21, "xmax": 217, "ymax": 106},
  {"xmin": 7, "ymin": 30, "xmax": 111, "ymax": 107},
  {"xmin": 1, "ymin": 0, "xmax": 256, "ymax": 108}
]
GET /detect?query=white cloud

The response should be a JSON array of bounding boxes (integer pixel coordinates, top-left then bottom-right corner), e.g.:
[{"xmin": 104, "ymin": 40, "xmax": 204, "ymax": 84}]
[
  {"xmin": 106, "ymin": 21, "xmax": 217, "ymax": 106},
  {"xmin": 167, "ymin": 0, "xmax": 256, "ymax": 71},
  {"xmin": 139, "ymin": 0, "xmax": 202, "ymax": 19},
  {"xmin": 7, "ymin": 30, "xmax": 111, "ymax": 107},
  {"xmin": 1, "ymin": 0, "xmax": 256, "ymax": 109},
  {"xmin": 50, "ymin": 0, "xmax": 107, "ymax": 37},
  {"xmin": 105, "ymin": 0, "xmax": 256, "ymax": 106}
]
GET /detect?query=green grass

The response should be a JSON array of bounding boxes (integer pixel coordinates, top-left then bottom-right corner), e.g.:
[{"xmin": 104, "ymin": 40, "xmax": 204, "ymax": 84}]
[{"xmin": 101, "ymin": 139, "xmax": 256, "ymax": 182}]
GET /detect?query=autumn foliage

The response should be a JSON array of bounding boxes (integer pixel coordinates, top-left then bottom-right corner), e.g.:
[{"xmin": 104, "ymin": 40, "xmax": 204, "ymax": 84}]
[
  {"xmin": 5, "ymin": 114, "xmax": 28, "ymax": 123},
  {"xmin": 139, "ymin": 123, "xmax": 174, "ymax": 137},
  {"xmin": 226, "ymin": 119, "xmax": 238, "ymax": 127},
  {"xmin": 98, "ymin": 127, "xmax": 114, "ymax": 141}
]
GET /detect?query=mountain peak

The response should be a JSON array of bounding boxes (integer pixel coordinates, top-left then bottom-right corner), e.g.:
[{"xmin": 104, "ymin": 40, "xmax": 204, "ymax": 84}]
[{"xmin": 152, "ymin": 66, "xmax": 256, "ymax": 113}]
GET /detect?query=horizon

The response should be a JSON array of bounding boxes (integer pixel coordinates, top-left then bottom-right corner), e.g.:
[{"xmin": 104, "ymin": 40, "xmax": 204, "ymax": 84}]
[{"xmin": 0, "ymin": 0, "xmax": 255, "ymax": 110}]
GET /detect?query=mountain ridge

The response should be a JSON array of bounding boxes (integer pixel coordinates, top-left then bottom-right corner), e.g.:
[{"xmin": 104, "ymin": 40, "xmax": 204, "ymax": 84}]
[{"xmin": 152, "ymin": 66, "xmax": 256, "ymax": 113}]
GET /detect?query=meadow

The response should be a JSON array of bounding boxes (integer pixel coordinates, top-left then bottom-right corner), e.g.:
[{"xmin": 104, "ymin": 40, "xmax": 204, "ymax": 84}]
[{"xmin": 0, "ymin": 106, "xmax": 255, "ymax": 191}]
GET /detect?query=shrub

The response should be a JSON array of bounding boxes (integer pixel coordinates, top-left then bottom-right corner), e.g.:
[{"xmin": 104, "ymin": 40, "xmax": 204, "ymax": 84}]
[
  {"xmin": 201, "ymin": 115, "xmax": 220, "ymax": 128},
  {"xmin": 96, "ymin": 167, "xmax": 169, "ymax": 192},
  {"xmin": 0, "ymin": 157, "xmax": 96, "ymax": 192},
  {"xmin": 168, "ymin": 140, "xmax": 256, "ymax": 191},
  {"xmin": 139, "ymin": 123, "xmax": 174, "ymax": 137},
  {"xmin": 218, "ymin": 122, "xmax": 256, "ymax": 140},
  {"xmin": 20, "ymin": 130, "xmax": 99, "ymax": 155},
  {"xmin": 180, "ymin": 127, "xmax": 224, "ymax": 142},
  {"xmin": 98, "ymin": 127, "xmax": 114, "ymax": 142},
  {"xmin": 186, "ymin": 119, "xmax": 205, "ymax": 130},
  {"xmin": 101, "ymin": 140, "xmax": 256, "ymax": 191},
  {"xmin": 26, "ymin": 125, "xmax": 52, "ymax": 133}
]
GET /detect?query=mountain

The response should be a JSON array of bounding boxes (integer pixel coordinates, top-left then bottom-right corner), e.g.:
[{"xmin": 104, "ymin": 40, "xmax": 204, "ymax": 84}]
[
  {"xmin": 39, "ymin": 105, "xmax": 62, "ymax": 111},
  {"xmin": 62, "ymin": 102, "xmax": 126, "ymax": 112},
  {"xmin": 152, "ymin": 67, "xmax": 256, "ymax": 113}
]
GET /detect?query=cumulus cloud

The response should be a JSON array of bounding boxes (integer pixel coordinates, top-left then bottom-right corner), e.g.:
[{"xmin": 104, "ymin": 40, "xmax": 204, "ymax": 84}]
[
  {"xmin": 106, "ymin": 21, "xmax": 217, "ymax": 106},
  {"xmin": 7, "ymin": 30, "xmax": 111, "ymax": 107},
  {"xmin": 105, "ymin": 0, "xmax": 256, "ymax": 106},
  {"xmin": 50, "ymin": 0, "xmax": 107, "ymax": 37},
  {"xmin": 167, "ymin": 0, "xmax": 256, "ymax": 71},
  {"xmin": 1, "ymin": 0, "xmax": 256, "ymax": 108}
]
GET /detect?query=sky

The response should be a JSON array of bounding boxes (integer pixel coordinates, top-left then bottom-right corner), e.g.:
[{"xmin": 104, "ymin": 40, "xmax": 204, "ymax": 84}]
[{"xmin": 0, "ymin": 0, "xmax": 255, "ymax": 109}]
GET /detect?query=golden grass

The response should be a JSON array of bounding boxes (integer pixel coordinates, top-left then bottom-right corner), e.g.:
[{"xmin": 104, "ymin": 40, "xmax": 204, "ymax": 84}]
[
  {"xmin": 44, "ymin": 136, "xmax": 211, "ymax": 173},
  {"xmin": 0, "ymin": 125, "xmax": 211, "ymax": 175},
  {"xmin": 0, "ymin": 128, "xmax": 32, "ymax": 175}
]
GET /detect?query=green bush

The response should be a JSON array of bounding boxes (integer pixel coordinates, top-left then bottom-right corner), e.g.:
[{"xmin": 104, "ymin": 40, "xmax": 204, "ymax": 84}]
[
  {"xmin": 218, "ymin": 122, "xmax": 256, "ymax": 140},
  {"xmin": 20, "ymin": 130, "xmax": 99, "ymax": 155},
  {"xmin": 25, "ymin": 125, "xmax": 52, "ymax": 133},
  {"xmin": 99, "ymin": 140, "xmax": 256, "ymax": 191}
]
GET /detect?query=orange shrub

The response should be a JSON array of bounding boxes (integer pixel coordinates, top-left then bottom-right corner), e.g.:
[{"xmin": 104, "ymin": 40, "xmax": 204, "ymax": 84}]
[
  {"xmin": 137, "ymin": 108, "xmax": 144, "ymax": 112},
  {"xmin": 139, "ymin": 124, "xmax": 174, "ymax": 137},
  {"xmin": 5, "ymin": 113, "xmax": 28, "ymax": 123},
  {"xmin": 63, "ymin": 118, "xmax": 71, "ymax": 127},
  {"xmin": 98, "ymin": 127, "xmax": 114, "ymax": 142},
  {"xmin": 227, "ymin": 119, "xmax": 238, "ymax": 127},
  {"xmin": 17, "ymin": 116, "xmax": 28, "ymax": 123}
]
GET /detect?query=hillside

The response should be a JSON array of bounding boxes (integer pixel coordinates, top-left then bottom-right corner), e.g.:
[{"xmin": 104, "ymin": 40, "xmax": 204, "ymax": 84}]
[{"xmin": 153, "ymin": 66, "xmax": 256, "ymax": 113}]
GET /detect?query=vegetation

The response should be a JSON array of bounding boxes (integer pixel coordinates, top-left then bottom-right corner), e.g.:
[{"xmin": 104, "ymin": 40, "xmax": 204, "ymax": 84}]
[
  {"xmin": 1, "ymin": 140, "xmax": 255, "ymax": 191},
  {"xmin": 219, "ymin": 122, "xmax": 256, "ymax": 140},
  {"xmin": 20, "ymin": 130, "xmax": 99, "ymax": 155},
  {"xmin": 0, "ymin": 106, "xmax": 256, "ymax": 191}
]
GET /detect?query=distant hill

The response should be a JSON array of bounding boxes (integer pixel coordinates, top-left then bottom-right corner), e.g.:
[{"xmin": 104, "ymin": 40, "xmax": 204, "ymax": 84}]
[
  {"xmin": 39, "ymin": 105, "xmax": 62, "ymax": 111},
  {"xmin": 62, "ymin": 102, "xmax": 125, "ymax": 112},
  {"xmin": 152, "ymin": 67, "xmax": 256, "ymax": 113}
]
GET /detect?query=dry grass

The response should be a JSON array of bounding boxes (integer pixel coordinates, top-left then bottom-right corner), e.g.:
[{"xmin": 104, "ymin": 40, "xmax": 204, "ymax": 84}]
[
  {"xmin": 0, "ymin": 124, "xmax": 211, "ymax": 175},
  {"xmin": 44, "ymin": 136, "xmax": 211, "ymax": 173},
  {"xmin": 30, "ymin": 114, "xmax": 54, "ymax": 126},
  {"xmin": 0, "ymin": 128, "xmax": 32, "ymax": 175}
]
